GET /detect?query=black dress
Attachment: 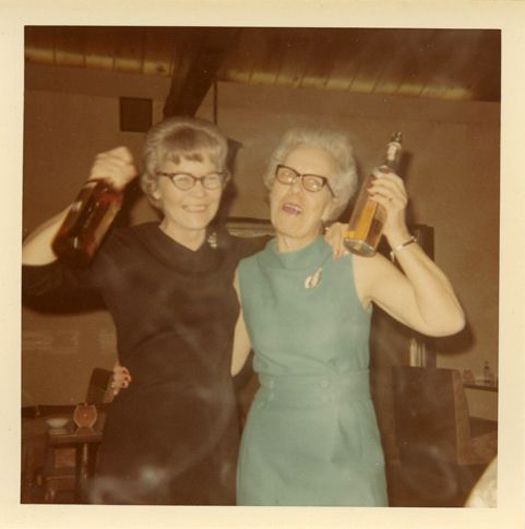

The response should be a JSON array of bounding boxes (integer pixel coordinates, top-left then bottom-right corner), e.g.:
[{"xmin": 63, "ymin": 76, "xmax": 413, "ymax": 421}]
[{"xmin": 22, "ymin": 222, "xmax": 265, "ymax": 505}]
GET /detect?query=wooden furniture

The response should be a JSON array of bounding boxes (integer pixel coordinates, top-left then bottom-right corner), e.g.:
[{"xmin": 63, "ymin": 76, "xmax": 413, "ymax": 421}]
[
  {"xmin": 21, "ymin": 418, "xmax": 49, "ymax": 503},
  {"xmin": 464, "ymin": 381, "xmax": 498, "ymax": 392},
  {"xmin": 388, "ymin": 366, "xmax": 497, "ymax": 507},
  {"xmin": 85, "ymin": 368, "xmax": 113, "ymax": 404},
  {"xmin": 21, "ymin": 409, "xmax": 107, "ymax": 503},
  {"xmin": 37, "ymin": 367, "xmax": 112, "ymax": 503},
  {"xmin": 45, "ymin": 413, "xmax": 105, "ymax": 502}
]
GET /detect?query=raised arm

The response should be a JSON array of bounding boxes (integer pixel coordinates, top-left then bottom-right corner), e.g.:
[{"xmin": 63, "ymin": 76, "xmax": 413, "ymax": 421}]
[
  {"xmin": 353, "ymin": 169, "xmax": 465, "ymax": 337},
  {"xmin": 22, "ymin": 208, "xmax": 71, "ymax": 265},
  {"xmin": 230, "ymin": 269, "xmax": 253, "ymax": 376},
  {"xmin": 22, "ymin": 146, "xmax": 137, "ymax": 266}
]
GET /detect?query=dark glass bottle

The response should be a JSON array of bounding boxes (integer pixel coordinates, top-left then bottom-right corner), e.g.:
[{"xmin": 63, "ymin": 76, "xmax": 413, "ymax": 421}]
[
  {"xmin": 51, "ymin": 179, "xmax": 123, "ymax": 267},
  {"xmin": 343, "ymin": 132, "xmax": 403, "ymax": 256}
]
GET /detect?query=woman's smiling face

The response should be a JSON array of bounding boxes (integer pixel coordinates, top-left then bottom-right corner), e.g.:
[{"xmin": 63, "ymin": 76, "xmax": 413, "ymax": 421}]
[
  {"xmin": 156, "ymin": 153, "xmax": 224, "ymax": 236},
  {"xmin": 269, "ymin": 144, "xmax": 337, "ymax": 250}
]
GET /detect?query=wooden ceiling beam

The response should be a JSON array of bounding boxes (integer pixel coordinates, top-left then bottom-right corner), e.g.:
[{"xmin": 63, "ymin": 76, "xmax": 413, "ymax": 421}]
[
  {"xmin": 23, "ymin": 27, "xmax": 501, "ymax": 104},
  {"xmin": 163, "ymin": 27, "xmax": 241, "ymax": 118}
]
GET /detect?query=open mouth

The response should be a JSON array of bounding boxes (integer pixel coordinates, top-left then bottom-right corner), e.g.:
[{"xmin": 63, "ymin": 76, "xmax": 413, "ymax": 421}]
[
  {"xmin": 183, "ymin": 204, "xmax": 208, "ymax": 213},
  {"xmin": 282, "ymin": 202, "xmax": 302, "ymax": 215}
]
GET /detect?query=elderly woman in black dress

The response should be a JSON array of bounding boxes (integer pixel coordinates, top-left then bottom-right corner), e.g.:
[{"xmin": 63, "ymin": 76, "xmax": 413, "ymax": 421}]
[{"xmin": 22, "ymin": 117, "xmax": 262, "ymax": 505}]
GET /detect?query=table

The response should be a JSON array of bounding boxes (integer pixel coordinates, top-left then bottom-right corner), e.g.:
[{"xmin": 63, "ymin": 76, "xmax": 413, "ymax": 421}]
[
  {"xmin": 47, "ymin": 411, "xmax": 106, "ymax": 502},
  {"xmin": 22, "ymin": 410, "xmax": 106, "ymax": 503},
  {"xmin": 463, "ymin": 382, "xmax": 498, "ymax": 393}
]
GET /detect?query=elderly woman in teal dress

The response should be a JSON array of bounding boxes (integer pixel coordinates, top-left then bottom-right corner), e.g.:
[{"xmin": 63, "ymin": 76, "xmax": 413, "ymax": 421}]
[{"xmin": 231, "ymin": 128, "xmax": 466, "ymax": 506}]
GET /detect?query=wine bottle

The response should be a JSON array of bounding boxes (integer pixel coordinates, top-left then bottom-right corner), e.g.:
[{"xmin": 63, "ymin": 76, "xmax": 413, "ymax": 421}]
[
  {"xmin": 344, "ymin": 132, "xmax": 403, "ymax": 256},
  {"xmin": 52, "ymin": 179, "xmax": 123, "ymax": 267}
]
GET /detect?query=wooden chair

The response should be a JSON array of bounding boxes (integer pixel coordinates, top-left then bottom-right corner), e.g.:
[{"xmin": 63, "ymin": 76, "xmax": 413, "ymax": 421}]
[
  {"xmin": 388, "ymin": 366, "xmax": 497, "ymax": 507},
  {"xmin": 85, "ymin": 367, "xmax": 113, "ymax": 405}
]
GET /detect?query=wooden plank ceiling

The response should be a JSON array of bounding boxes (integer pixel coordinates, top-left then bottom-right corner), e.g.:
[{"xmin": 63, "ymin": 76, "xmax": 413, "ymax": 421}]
[{"xmin": 25, "ymin": 27, "xmax": 501, "ymax": 116}]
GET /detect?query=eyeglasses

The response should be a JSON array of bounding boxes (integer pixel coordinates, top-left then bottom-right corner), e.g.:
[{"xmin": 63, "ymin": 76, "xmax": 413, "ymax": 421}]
[
  {"xmin": 274, "ymin": 164, "xmax": 335, "ymax": 196},
  {"xmin": 156, "ymin": 170, "xmax": 229, "ymax": 191}
]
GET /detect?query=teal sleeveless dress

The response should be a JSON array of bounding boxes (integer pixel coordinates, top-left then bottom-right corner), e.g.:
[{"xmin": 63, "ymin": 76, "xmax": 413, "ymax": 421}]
[{"xmin": 237, "ymin": 236, "xmax": 388, "ymax": 506}]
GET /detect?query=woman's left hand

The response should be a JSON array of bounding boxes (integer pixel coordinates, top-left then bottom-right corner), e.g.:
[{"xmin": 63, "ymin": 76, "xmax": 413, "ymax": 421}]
[
  {"xmin": 324, "ymin": 222, "xmax": 349, "ymax": 259},
  {"xmin": 368, "ymin": 169, "xmax": 411, "ymax": 245}
]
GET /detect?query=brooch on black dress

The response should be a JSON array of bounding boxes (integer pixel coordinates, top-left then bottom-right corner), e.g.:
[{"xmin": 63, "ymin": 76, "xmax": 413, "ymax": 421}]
[{"xmin": 207, "ymin": 232, "xmax": 218, "ymax": 249}]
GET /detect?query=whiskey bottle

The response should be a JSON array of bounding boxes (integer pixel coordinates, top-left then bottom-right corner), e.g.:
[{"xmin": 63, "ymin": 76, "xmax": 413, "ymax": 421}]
[
  {"xmin": 344, "ymin": 132, "xmax": 403, "ymax": 256},
  {"xmin": 52, "ymin": 179, "xmax": 123, "ymax": 267}
]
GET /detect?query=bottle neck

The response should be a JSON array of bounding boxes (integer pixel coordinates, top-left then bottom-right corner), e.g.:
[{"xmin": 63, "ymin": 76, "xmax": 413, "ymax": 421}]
[{"xmin": 383, "ymin": 140, "xmax": 402, "ymax": 171}]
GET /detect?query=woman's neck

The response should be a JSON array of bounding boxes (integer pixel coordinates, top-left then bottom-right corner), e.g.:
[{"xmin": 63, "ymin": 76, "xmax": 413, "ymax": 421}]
[
  {"xmin": 159, "ymin": 220, "xmax": 206, "ymax": 251},
  {"xmin": 275, "ymin": 232, "xmax": 320, "ymax": 253}
]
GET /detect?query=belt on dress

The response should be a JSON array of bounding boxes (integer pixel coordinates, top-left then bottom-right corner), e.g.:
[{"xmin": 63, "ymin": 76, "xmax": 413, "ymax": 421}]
[{"xmin": 256, "ymin": 370, "xmax": 371, "ymax": 406}]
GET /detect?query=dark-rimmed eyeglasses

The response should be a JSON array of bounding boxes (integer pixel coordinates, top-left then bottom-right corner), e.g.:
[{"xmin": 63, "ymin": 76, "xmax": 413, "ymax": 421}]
[
  {"xmin": 274, "ymin": 164, "xmax": 335, "ymax": 196},
  {"xmin": 156, "ymin": 170, "xmax": 230, "ymax": 191}
]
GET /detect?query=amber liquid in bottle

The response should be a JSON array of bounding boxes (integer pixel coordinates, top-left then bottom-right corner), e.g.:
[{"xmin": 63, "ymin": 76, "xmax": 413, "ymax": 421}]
[
  {"xmin": 52, "ymin": 180, "xmax": 123, "ymax": 267},
  {"xmin": 344, "ymin": 132, "xmax": 403, "ymax": 256}
]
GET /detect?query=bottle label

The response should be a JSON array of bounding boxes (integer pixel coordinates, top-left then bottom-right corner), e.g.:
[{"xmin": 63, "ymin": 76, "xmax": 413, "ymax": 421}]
[
  {"xmin": 91, "ymin": 201, "xmax": 121, "ymax": 248},
  {"xmin": 52, "ymin": 180, "xmax": 122, "ymax": 266},
  {"xmin": 386, "ymin": 141, "xmax": 401, "ymax": 166},
  {"xmin": 70, "ymin": 201, "xmax": 82, "ymax": 213},
  {"xmin": 344, "ymin": 132, "xmax": 402, "ymax": 256}
]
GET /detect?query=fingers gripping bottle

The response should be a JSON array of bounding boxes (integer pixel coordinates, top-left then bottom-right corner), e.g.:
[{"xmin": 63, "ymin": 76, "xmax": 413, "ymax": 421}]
[
  {"xmin": 343, "ymin": 132, "xmax": 403, "ymax": 256},
  {"xmin": 51, "ymin": 179, "xmax": 123, "ymax": 267}
]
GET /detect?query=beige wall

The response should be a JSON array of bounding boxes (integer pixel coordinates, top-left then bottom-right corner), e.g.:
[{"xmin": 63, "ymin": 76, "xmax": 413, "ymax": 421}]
[{"xmin": 22, "ymin": 64, "xmax": 499, "ymax": 419}]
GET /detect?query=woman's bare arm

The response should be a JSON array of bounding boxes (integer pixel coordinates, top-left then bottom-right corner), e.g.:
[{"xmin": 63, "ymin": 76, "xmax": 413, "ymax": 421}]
[
  {"xmin": 231, "ymin": 269, "xmax": 253, "ymax": 376},
  {"xmin": 353, "ymin": 169, "xmax": 465, "ymax": 337},
  {"xmin": 354, "ymin": 247, "xmax": 465, "ymax": 337},
  {"xmin": 22, "ymin": 146, "xmax": 137, "ymax": 266}
]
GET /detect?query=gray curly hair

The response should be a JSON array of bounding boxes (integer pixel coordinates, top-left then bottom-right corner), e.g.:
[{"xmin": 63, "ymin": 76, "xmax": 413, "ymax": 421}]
[
  {"xmin": 263, "ymin": 127, "xmax": 358, "ymax": 221},
  {"xmin": 140, "ymin": 116, "xmax": 228, "ymax": 209}
]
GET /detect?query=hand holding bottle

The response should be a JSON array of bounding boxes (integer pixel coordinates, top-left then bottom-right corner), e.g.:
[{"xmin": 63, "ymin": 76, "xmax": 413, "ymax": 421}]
[
  {"xmin": 88, "ymin": 146, "xmax": 138, "ymax": 190},
  {"xmin": 366, "ymin": 168, "xmax": 411, "ymax": 247},
  {"xmin": 344, "ymin": 132, "xmax": 405, "ymax": 256},
  {"xmin": 52, "ymin": 146, "xmax": 139, "ymax": 266},
  {"xmin": 23, "ymin": 147, "xmax": 138, "ymax": 267}
]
